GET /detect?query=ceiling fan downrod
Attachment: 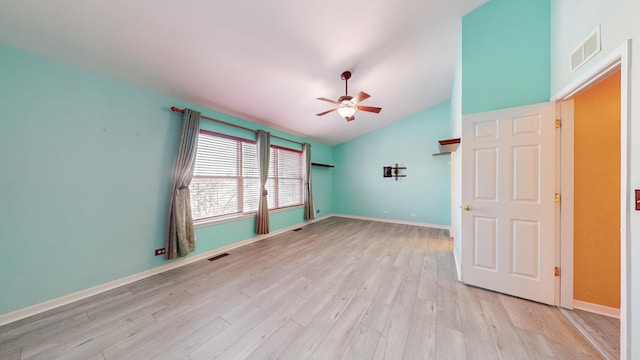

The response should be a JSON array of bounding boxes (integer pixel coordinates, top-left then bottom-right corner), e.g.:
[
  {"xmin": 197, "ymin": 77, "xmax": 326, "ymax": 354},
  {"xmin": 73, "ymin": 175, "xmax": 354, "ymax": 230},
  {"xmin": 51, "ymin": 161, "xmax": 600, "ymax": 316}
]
[{"xmin": 341, "ymin": 71, "xmax": 351, "ymax": 96}]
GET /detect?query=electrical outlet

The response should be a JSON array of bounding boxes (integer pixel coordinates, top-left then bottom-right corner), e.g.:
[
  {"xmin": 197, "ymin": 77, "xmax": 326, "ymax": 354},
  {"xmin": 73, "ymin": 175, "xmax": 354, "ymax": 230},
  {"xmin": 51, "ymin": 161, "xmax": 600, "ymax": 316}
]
[
  {"xmin": 410, "ymin": 213, "xmax": 416, "ymax": 217},
  {"xmin": 383, "ymin": 210, "xmax": 388, "ymax": 214},
  {"xmin": 155, "ymin": 248, "xmax": 166, "ymax": 256}
]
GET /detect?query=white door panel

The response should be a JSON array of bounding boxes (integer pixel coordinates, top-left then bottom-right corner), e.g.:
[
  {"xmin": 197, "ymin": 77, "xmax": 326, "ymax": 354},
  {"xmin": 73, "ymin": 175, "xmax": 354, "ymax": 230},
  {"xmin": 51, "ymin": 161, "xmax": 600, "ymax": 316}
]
[{"xmin": 462, "ymin": 103, "xmax": 556, "ymax": 305}]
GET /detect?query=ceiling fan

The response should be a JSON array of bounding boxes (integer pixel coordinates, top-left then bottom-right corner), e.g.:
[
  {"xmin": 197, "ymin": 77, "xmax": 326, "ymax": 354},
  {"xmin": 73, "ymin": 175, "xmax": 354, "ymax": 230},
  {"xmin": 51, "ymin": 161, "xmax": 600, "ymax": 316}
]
[{"xmin": 316, "ymin": 71, "xmax": 382, "ymax": 121}]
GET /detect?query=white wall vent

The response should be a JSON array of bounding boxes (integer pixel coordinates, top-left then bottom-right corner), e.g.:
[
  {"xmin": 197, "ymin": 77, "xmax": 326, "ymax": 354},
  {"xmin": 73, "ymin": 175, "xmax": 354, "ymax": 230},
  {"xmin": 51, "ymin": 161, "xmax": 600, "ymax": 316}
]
[{"xmin": 570, "ymin": 26, "xmax": 601, "ymax": 73}]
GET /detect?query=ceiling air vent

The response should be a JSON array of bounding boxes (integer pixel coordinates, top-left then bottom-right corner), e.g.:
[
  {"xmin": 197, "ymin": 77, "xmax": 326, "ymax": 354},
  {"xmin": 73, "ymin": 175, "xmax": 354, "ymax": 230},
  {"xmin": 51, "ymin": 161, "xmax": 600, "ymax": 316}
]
[{"xmin": 570, "ymin": 26, "xmax": 601, "ymax": 73}]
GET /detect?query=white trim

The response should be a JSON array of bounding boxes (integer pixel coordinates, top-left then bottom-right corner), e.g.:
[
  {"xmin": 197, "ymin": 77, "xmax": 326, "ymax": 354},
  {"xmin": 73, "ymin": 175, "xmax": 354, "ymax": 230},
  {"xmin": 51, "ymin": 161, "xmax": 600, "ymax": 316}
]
[
  {"xmin": 452, "ymin": 242, "xmax": 462, "ymax": 281},
  {"xmin": 551, "ymin": 39, "xmax": 630, "ymax": 360},
  {"xmin": 559, "ymin": 307, "xmax": 613, "ymax": 360},
  {"xmin": 194, "ymin": 205, "xmax": 304, "ymax": 228},
  {"xmin": 559, "ymin": 99, "xmax": 575, "ymax": 310},
  {"xmin": 551, "ymin": 41, "xmax": 626, "ymax": 101},
  {"xmin": 0, "ymin": 214, "xmax": 332, "ymax": 327},
  {"xmin": 334, "ymin": 214, "xmax": 451, "ymax": 232},
  {"xmin": 573, "ymin": 300, "xmax": 620, "ymax": 319}
]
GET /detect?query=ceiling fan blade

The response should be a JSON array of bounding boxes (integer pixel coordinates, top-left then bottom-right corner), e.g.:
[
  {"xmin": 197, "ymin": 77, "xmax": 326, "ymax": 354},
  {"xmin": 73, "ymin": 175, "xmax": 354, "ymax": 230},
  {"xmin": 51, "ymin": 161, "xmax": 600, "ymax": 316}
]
[
  {"xmin": 357, "ymin": 105, "xmax": 382, "ymax": 113},
  {"xmin": 316, "ymin": 97, "xmax": 339, "ymax": 104},
  {"xmin": 353, "ymin": 91, "xmax": 371, "ymax": 103},
  {"xmin": 316, "ymin": 108, "xmax": 337, "ymax": 116},
  {"xmin": 345, "ymin": 115, "xmax": 356, "ymax": 122}
]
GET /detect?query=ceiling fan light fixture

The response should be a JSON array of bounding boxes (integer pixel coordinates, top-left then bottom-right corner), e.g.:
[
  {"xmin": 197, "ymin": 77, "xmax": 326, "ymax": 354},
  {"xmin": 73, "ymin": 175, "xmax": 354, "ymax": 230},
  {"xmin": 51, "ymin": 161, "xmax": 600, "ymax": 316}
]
[
  {"xmin": 337, "ymin": 101, "xmax": 357, "ymax": 118},
  {"xmin": 316, "ymin": 70, "xmax": 381, "ymax": 122}
]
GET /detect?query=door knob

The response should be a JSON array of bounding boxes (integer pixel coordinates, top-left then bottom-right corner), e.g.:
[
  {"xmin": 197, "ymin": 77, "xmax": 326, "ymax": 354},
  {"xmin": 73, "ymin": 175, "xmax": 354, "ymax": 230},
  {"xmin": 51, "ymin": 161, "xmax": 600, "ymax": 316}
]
[{"xmin": 463, "ymin": 204, "xmax": 472, "ymax": 211}]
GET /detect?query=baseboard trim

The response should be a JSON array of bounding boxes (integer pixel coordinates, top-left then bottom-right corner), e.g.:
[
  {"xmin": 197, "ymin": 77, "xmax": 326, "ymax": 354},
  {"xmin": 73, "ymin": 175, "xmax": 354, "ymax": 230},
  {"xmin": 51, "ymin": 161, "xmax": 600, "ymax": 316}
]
[
  {"xmin": 452, "ymin": 242, "xmax": 462, "ymax": 282},
  {"xmin": 0, "ymin": 215, "xmax": 332, "ymax": 327},
  {"xmin": 558, "ymin": 307, "xmax": 613, "ymax": 360},
  {"xmin": 334, "ymin": 214, "xmax": 450, "ymax": 232},
  {"xmin": 573, "ymin": 300, "xmax": 620, "ymax": 319}
]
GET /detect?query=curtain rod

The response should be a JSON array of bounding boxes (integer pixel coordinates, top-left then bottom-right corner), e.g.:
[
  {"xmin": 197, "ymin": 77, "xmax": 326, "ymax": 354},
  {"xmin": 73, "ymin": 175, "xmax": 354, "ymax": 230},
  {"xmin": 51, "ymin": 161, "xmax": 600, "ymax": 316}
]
[{"xmin": 171, "ymin": 106, "xmax": 303, "ymax": 146}]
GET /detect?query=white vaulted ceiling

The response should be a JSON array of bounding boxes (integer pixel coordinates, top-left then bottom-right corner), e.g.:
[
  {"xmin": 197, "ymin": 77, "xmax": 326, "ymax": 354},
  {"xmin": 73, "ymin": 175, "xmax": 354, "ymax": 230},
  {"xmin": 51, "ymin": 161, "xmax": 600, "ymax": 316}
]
[{"xmin": 0, "ymin": 0, "xmax": 486, "ymax": 145}]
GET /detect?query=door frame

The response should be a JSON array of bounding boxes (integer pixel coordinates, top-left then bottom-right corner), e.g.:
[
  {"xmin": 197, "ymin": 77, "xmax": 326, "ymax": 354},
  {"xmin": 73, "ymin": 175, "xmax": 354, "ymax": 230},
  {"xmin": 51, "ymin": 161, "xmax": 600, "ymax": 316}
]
[{"xmin": 551, "ymin": 40, "xmax": 630, "ymax": 359}]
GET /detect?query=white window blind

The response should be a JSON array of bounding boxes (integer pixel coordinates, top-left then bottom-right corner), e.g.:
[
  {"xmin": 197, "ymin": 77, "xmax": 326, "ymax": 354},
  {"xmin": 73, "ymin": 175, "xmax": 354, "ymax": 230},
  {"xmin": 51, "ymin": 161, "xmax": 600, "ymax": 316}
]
[
  {"xmin": 190, "ymin": 130, "xmax": 303, "ymax": 222},
  {"xmin": 269, "ymin": 146, "xmax": 303, "ymax": 209}
]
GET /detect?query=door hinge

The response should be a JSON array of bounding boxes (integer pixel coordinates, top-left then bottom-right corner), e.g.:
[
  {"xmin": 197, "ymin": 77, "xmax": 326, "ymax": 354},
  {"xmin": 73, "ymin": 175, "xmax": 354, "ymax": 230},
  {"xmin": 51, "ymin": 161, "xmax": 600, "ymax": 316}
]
[
  {"xmin": 555, "ymin": 266, "xmax": 560, "ymax": 277},
  {"xmin": 555, "ymin": 193, "xmax": 561, "ymax": 203},
  {"xmin": 555, "ymin": 119, "xmax": 562, "ymax": 128}
]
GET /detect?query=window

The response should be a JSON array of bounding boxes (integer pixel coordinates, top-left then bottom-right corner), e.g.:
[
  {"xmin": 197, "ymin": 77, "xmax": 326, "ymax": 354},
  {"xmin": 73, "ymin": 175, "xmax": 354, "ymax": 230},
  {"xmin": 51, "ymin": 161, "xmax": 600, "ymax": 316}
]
[
  {"xmin": 189, "ymin": 130, "xmax": 303, "ymax": 222},
  {"xmin": 268, "ymin": 146, "xmax": 303, "ymax": 209}
]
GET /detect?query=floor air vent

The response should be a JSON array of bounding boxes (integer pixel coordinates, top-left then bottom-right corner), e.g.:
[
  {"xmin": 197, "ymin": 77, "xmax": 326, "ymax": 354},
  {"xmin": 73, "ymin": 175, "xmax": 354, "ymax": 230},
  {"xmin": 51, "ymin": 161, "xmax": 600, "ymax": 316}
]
[
  {"xmin": 570, "ymin": 26, "xmax": 601, "ymax": 73},
  {"xmin": 208, "ymin": 253, "xmax": 230, "ymax": 261}
]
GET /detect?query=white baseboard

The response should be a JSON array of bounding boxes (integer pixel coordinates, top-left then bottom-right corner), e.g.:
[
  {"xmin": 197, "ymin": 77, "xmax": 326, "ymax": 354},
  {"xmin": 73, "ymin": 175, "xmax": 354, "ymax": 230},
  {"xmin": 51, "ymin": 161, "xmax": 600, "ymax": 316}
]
[
  {"xmin": 452, "ymin": 243, "xmax": 462, "ymax": 282},
  {"xmin": 0, "ymin": 215, "xmax": 331, "ymax": 327},
  {"xmin": 573, "ymin": 300, "xmax": 620, "ymax": 319},
  {"xmin": 334, "ymin": 214, "xmax": 451, "ymax": 232}
]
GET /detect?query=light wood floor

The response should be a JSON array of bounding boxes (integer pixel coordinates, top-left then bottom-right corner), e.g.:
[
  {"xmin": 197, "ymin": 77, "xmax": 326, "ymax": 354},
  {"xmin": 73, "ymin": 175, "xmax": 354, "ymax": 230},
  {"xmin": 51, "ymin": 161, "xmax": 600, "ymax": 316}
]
[
  {"xmin": 0, "ymin": 217, "xmax": 602, "ymax": 359},
  {"xmin": 561, "ymin": 308, "xmax": 620, "ymax": 360}
]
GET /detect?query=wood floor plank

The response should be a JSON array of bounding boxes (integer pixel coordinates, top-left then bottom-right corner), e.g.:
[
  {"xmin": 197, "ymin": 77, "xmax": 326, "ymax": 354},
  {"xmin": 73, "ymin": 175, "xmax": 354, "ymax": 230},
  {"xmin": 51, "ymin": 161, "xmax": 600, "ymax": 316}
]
[
  {"xmin": 455, "ymin": 283, "xmax": 499, "ymax": 360},
  {"xmin": 102, "ymin": 298, "xmax": 236, "ymax": 360},
  {"xmin": 566, "ymin": 309, "xmax": 619, "ymax": 360},
  {"xmin": 403, "ymin": 298, "xmax": 436, "ymax": 360},
  {"xmin": 0, "ymin": 311, "xmax": 90, "ymax": 354},
  {"xmin": 370, "ymin": 259, "xmax": 421, "ymax": 360},
  {"xmin": 360, "ymin": 266, "xmax": 406, "ymax": 332},
  {"xmin": 435, "ymin": 326, "xmax": 467, "ymax": 360},
  {"xmin": 476, "ymin": 287, "xmax": 530, "ymax": 359},
  {"xmin": 244, "ymin": 320, "xmax": 303, "ymax": 360},
  {"xmin": 0, "ymin": 218, "xmax": 602, "ymax": 360},
  {"xmin": 189, "ymin": 284, "xmax": 306, "ymax": 360},
  {"xmin": 88, "ymin": 352, "xmax": 106, "ymax": 360},
  {"xmin": 279, "ymin": 278, "xmax": 367, "ymax": 359},
  {"xmin": 516, "ymin": 328, "xmax": 558, "ymax": 359},
  {"xmin": 0, "ymin": 345, "xmax": 21, "ymax": 360},
  {"xmin": 148, "ymin": 316, "xmax": 229, "ymax": 360},
  {"xmin": 215, "ymin": 296, "xmax": 308, "ymax": 360},
  {"xmin": 27, "ymin": 314, "xmax": 158, "ymax": 360},
  {"xmin": 308, "ymin": 296, "xmax": 370, "ymax": 360},
  {"xmin": 435, "ymin": 272, "xmax": 462, "ymax": 332},
  {"xmin": 291, "ymin": 262, "xmax": 360, "ymax": 327},
  {"xmin": 339, "ymin": 325, "xmax": 381, "ymax": 360}
]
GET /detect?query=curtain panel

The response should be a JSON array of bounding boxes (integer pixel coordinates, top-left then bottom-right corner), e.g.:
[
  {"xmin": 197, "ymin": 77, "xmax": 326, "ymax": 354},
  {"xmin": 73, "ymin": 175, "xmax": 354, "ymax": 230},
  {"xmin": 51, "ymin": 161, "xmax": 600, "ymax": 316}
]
[
  {"xmin": 166, "ymin": 108, "xmax": 200, "ymax": 259},
  {"xmin": 302, "ymin": 143, "xmax": 315, "ymax": 220},
  {"xmin": 256, "ymin": 130, "xmax": 271, "ymax": 234}
]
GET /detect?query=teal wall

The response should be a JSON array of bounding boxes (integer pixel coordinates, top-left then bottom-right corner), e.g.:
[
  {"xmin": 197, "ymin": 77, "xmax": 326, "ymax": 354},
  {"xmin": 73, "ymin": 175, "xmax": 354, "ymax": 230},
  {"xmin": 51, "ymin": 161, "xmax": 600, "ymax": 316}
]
[
  {"xmin": 333, "ymin": 101, "xmax": 452, "ymax": 227},
  {"xmin": 0, "ymin": 45, "xmax": 333, "ymax": 316},
  {"xmin": 462, "ymin": 0, "xmax": 550, "ymax": 114}
]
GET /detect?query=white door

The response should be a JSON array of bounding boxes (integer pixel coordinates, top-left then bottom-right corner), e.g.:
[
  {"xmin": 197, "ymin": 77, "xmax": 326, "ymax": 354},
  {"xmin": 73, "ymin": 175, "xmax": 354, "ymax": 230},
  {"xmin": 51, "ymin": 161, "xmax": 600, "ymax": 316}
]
[{"xmin": 461, "ymin": 102, "xmax": 556, "ymax": 305}]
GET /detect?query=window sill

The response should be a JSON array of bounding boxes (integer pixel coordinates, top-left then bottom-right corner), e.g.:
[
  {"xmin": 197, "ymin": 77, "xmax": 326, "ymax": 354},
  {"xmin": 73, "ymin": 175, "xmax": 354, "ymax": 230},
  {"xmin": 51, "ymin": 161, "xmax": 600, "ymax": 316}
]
[{"xmin": 193, "ymin": 204, "xmax": 304, "ymax": 229}]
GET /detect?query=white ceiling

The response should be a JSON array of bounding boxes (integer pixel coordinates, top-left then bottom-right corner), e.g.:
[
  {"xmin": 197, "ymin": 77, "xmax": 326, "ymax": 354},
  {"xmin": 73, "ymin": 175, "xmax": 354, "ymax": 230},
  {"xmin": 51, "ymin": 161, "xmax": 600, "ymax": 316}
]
[{"xmin": 0, "ymin": 0, "xmax": 486, "ymax": 145}]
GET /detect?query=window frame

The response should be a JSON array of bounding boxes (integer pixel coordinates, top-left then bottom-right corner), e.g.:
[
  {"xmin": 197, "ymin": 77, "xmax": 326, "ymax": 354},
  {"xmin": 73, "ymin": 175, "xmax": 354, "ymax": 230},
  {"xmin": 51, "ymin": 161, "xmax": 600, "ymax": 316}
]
[
  {"xmin": 268, "ymin": 145, "xmax": 304, "ymax": 210},
  {"xmin": 190, "ymin": 130, "xmax": 303, "ymax": 225}
]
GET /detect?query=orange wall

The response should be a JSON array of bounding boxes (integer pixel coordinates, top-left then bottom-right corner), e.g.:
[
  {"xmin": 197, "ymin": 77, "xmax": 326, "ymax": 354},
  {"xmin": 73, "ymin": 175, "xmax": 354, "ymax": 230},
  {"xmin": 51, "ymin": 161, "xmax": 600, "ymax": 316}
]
[{"xmin": 573, "ymin": 70, "xmax": 620, "ymax": 308}]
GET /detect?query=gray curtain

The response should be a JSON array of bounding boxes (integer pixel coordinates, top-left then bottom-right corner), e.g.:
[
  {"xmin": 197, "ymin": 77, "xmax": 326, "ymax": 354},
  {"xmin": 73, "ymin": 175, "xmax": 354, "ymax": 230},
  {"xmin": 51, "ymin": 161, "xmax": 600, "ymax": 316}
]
[
  {"xmin": 302, "ymin": 143, "xmax": 315, "ymax": 220},
  {"xmin": 166, "ymin": 108, "xmax": 200, "ymax": 259},
  {"xmin": 256, "ymin": 130, "xmax": 271, "ymax": 234}
]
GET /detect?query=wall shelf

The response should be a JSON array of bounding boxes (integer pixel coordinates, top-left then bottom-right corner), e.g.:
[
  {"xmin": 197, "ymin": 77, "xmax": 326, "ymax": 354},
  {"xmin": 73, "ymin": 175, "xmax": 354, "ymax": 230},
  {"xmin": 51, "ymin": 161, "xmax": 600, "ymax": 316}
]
[
  {"xmin": 432, "ymin": 138, "xmax": 460, "ymax": 156},
  {"xmin": 312, "ymin": 162, "xmax": 335, "ymax": 168}
]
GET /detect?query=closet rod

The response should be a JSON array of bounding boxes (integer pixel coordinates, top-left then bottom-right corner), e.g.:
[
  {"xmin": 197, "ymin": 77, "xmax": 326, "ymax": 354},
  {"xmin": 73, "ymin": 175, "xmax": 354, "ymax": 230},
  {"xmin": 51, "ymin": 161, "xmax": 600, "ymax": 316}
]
[{"xmin": 171, "ymin": 106, "xmax": 303, "ymax": 146}]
